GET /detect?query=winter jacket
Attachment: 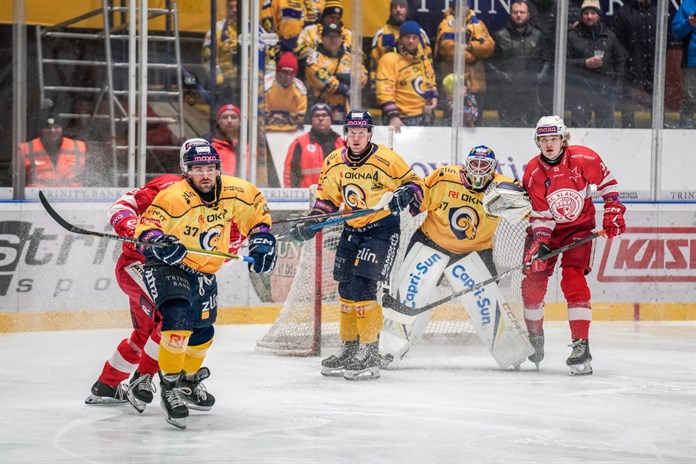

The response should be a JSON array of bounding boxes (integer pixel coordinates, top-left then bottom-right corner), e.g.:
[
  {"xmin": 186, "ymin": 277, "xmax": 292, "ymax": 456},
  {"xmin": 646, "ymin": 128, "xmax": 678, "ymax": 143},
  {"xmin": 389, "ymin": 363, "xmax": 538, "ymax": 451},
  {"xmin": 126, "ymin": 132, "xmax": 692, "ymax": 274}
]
[
  {"xmin": 489, "ymin": 21, "xmax": 549, "ymax": 89},
  {"xmin": 612, "ymin": 0, "xmax": 656, "ymax": 90},
  {"xmin": 566, "ymin": 20, "xmax": 626, "ymax": 98},
  {"xmin": 672, "ymin": 0, "xmax": 696, "ymax": 67}
]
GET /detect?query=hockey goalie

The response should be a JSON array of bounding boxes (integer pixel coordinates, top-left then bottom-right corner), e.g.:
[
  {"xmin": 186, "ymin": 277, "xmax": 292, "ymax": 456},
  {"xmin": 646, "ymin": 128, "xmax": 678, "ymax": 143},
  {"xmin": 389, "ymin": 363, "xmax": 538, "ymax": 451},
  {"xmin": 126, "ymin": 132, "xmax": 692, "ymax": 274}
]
[{"xmin": 380, "ymin": 145, "xmax": 535, "ymax": 369}]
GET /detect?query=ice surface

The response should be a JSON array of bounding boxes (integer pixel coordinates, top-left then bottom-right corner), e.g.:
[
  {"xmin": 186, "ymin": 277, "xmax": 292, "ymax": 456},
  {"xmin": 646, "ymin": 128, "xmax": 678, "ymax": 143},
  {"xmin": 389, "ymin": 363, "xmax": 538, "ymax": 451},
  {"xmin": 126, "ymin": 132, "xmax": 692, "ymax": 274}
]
[{"xmin": 1, "ymin": 321, "xmax": 694, "ymax": 464}]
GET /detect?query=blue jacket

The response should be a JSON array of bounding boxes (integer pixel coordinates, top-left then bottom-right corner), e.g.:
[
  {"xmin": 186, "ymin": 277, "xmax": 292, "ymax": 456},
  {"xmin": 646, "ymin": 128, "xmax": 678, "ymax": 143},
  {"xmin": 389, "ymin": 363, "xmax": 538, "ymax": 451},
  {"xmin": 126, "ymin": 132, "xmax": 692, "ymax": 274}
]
[{"xmin": 672, "ymin": 0, "xmax": 696, "ymax": 67}]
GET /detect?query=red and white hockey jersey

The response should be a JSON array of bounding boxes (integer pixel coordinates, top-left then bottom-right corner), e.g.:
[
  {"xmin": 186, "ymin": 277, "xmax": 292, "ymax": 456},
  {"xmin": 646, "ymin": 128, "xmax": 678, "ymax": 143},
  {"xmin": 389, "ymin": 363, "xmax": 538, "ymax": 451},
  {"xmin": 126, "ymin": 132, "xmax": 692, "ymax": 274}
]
[{"xmin": 523, "ymin": 145, "xmax": 619, "ymax": 238}]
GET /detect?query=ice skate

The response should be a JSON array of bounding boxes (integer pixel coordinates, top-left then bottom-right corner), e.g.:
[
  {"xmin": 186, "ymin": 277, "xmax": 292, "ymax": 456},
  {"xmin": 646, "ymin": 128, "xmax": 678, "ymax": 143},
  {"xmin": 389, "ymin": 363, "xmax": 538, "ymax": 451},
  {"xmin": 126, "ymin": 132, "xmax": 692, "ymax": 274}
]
[
  {"xmin": 179, "ymin": 367, "xmax": 216, "ymax": 411},
  {"xmin": 126, "ymin": 371, "xmax": 156, "ymax": 413},
  {"xmin": 528, "ymin": 333, "xmax": 545, "ymax": 370},
  {"xmin": 84, "ymin": 380, "xmax": 128, "ymax": 405},
  {"xmin": 566, "ymin": 339, "xmax": 593, "ymax": 376},
  {"xmin": 343, "ymin": 342, "xmax": 380, "ymax": 381},
  {"xmin": 159, "ymin": 372, "xmax": 190, "ymax": 430},
  {"xmin": 321, "ymin": 340, "xmax": 358, "ymax": 377}
]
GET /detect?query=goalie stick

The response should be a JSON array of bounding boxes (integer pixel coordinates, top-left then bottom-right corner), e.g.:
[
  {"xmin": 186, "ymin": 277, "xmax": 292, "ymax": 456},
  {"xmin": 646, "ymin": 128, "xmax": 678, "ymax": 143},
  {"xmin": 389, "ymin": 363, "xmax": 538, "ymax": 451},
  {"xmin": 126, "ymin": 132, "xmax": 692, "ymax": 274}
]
[
  {"xmin": 382, "ymin": 231, "xmax": 605, "ymax": 317},
  {"xmin": 38, "ymin": 191, "xmax": 255, "ymax": 263}
]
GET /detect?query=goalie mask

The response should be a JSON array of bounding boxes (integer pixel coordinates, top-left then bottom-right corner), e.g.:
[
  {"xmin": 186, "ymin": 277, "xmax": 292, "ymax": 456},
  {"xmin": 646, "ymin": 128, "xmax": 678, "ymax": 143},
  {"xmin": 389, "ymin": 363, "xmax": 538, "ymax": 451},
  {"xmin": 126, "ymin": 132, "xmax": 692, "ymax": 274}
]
[
  {"xmin": 464, "ymin": 145, "xmax": 497, "ymax": 190},
  {"xmin": 534, "ymin": 115, "xmax": 569, "ymax": 147},
  {"xmin": 179, "ymin": 138, "xmax": 211, "ymax": 173},
  {"xmin": 181, "ymin": 144, "xmax": 221, "ymax": 174}
]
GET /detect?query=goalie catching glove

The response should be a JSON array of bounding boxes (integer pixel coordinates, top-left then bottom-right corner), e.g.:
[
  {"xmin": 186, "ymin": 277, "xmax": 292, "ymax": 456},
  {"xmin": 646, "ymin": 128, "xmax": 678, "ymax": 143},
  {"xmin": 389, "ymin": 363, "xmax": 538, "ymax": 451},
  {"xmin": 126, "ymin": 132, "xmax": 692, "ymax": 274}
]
[
  {"xmin": 603, "ymin": 199, "xmax": 626, "ymax": 238},
  {"xmin": 248, "ymin": 231, "xmax": 277, "ymax": 273},
  {"xmin": 482, "ymin": 182, "xmax": 532, "ymax": 222}
]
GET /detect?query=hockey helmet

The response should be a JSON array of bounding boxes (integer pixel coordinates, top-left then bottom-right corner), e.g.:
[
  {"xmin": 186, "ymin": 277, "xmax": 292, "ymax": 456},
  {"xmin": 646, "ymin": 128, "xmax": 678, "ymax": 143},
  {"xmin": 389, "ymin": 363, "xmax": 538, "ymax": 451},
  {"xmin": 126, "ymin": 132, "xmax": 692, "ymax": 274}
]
[
  {"xmin": 181, "ymin": 143, "xmax": 220, "ymax": 174},
  {"xmin": 464, "ymin": 145, "xmax": 497, "ymax": 190},
  {"xmin": 179, "ymin": 138, "xmax": 211, "ymax": 173},
  {"xmin": 534, "ymin": 115, "xmax": 569, "ymax": 147},
  {"xmin": 343, "ymin": 109, "xmax": 374, "ymax": 136}
]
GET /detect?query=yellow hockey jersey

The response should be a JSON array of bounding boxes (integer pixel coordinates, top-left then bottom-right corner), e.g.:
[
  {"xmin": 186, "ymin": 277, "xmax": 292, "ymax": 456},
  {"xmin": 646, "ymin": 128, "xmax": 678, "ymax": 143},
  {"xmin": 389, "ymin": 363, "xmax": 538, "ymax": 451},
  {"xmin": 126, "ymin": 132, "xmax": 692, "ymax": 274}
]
[
  {"xmin": 135, "ymin": 176, "xmax": 272, "ymax": 275},
  {"xmin": 316, "ymin": 143, "xmax": 424, "ymax": 229},
  {"xmin": 375, "ymin": 45, "xmax": 437, "ymax": 118},
  {"xmin": 305, "ymin": 47, "xmax": 367, "ymax": 121},
  {"xmin": 264, "ymin": 73, "xmax": 308, "ymax": 131},
  {"xmin": 419, "ymin": 166, "xmax": 516, "ymax": 254},
  {"xmin": 370, "ymin": 22, "xmax": 432, "ymax": 86},
  {"xmin": 295, "ymin": 23, "xmax": 353, "ymax": 61}
]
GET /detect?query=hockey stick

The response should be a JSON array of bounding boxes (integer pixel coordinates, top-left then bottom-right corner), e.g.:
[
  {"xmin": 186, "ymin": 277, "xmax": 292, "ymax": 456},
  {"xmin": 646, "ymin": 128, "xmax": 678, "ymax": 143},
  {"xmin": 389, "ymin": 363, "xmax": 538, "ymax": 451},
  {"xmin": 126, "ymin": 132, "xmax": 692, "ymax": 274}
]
[
  {"xmin": 305, "ymin": 191, "xmax": 394, "ymax": 232},
  {"xmin": 38, "ymin": 191, "xmax": 255, "ymax": 263},
  {"xmin": 382, "ymin": 231, "xmax": 605, "ymax": 317},
  {"xmin": 273, "ymin": 208, "xmax": 373, "ymax": 225}
]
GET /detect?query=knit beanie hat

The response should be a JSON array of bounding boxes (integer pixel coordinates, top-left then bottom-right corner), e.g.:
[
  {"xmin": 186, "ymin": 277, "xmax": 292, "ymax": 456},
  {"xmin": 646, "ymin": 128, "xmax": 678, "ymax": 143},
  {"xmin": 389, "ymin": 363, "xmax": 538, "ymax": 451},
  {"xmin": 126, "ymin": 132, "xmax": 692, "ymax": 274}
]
[
  {"xmin": 322, "ymin": 0, "xmax": 343, "ymax": 17},
  {"xmin": 309, "ymin": 102, "xmax": 332, "ymax": 118},
  {"xmin": 390, "ymin": 0, "xmax": 408, "ymax": 8},
  {"xmin": 580, "ymin": 0, "xmax": 601, "ymax": 14},
  {"xmin": 399, "ymin": 20, "xmax": 421, "ymax": 37},
  {"xmin": 216, "ymin": 103, "xmax": 241, "ymax": 119},
  {"xmin": 276, "ymin": 52, "xmax": 298, "ymax": 74},
  {"xmin": 322, "ymin": 22, "xmax": 343, "ymax": 37}
]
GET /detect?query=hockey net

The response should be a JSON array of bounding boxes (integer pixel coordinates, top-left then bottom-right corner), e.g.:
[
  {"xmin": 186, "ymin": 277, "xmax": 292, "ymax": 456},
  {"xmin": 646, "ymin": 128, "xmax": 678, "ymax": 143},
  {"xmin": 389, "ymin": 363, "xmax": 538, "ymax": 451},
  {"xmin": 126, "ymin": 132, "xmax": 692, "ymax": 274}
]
[{"xmin": 256, "ymin": 212, "xmax": 528, "ymax": 356}]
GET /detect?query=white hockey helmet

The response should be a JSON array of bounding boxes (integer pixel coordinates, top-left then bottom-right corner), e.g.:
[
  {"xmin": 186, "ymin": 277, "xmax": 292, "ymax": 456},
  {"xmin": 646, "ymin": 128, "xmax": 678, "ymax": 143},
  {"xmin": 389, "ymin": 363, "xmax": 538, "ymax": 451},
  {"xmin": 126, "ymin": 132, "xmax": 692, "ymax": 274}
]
[
  {"xmin": 534, "ymin": 115, "xmax": 569, "ymax": 147},
  {"xmin": 179, "ymin": 138, "xmax": 211, "ymax": 173}
]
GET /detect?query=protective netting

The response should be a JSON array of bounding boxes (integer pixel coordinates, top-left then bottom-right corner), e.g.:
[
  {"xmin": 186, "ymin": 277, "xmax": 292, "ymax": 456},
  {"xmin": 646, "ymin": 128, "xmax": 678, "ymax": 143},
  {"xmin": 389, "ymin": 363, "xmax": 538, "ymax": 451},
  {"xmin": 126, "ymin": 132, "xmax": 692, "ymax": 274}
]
[{"xmin": 256, "ymin": 213, "xmax": 528, "ymax": 356}]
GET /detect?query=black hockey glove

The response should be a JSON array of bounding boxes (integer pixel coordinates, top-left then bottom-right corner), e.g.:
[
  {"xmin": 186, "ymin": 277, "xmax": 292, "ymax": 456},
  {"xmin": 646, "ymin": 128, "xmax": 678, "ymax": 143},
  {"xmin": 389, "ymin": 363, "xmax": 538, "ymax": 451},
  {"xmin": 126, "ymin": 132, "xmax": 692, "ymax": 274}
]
[
  {"xmin": 248, "ymin": 231, "xmax": 277, "ymax": 274},
  {"xmin": 286, "ymin": 209, "xmax": 323, "ymax": 242},
  {"xmin": 389, "ymin": 185, "xmax": 415, "ymax": 216},
  {"xmin": 148, "ymin": 234, "xmax": 188, "ymax": 265}
]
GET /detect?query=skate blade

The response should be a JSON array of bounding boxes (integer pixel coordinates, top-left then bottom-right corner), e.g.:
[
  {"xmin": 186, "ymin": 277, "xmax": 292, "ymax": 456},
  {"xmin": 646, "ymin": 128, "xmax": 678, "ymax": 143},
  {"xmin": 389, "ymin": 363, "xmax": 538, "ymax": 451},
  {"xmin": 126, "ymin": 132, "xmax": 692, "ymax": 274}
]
[
  {"xmin": 320, "ymin": 367, "xmax": 345, "ymax": 377},
  {"xmin": 126, "ymin": 391, "xmax": 147, "ymax": 413},
  {"xmin": 343, "ymin": 367, "xmax": 380, "ymax": 381},
  {"xmin": 568, "ymin": 362, "xmax": 593, "ymax": 376},
  {"xmin": 84, "ymin": 394, "xmax": 127, "ymax": 405},
  {"xmin": 183, "ymin": 400, "xmax": 213, "ymax": 412},
  {"xmin": 164, "ymin": 416, "xmax": 187, "ymax": 430}
]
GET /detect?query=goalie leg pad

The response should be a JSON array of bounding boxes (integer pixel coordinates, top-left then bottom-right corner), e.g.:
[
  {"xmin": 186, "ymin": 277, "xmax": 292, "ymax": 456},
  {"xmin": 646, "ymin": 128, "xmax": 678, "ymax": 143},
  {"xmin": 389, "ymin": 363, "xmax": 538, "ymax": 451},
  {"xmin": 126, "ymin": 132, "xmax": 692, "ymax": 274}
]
[
  {"xmin": 379, "ymin": 242, "xmax": 449, "ymax": 364},
  {"xmin": 445, "ymin": 252, "xmax": 535, "ymax": 369}
]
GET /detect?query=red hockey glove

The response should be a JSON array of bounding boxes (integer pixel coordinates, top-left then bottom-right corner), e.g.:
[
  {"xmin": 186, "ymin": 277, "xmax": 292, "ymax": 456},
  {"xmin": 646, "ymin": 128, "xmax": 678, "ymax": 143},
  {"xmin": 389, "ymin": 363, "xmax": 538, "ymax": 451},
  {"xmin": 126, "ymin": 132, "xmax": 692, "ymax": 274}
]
[
  {"xmin": 523, "ymin": 238, "xmax": 552, "ymax": 275},
  {"xmin": 111, "ymin": 212, "xmax": 137, "ymax": 237},
  {"xmin": 603, "ymin": 200, "xmax": 626, "ymax": 238}
]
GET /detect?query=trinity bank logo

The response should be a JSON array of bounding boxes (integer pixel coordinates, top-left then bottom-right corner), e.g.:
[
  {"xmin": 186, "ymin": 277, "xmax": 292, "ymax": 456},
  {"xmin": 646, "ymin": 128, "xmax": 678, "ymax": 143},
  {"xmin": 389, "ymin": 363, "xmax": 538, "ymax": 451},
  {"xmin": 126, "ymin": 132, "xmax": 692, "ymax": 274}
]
[{"xmin": 597, "ymin": 227, "xmax": 696, "ymax": 282}]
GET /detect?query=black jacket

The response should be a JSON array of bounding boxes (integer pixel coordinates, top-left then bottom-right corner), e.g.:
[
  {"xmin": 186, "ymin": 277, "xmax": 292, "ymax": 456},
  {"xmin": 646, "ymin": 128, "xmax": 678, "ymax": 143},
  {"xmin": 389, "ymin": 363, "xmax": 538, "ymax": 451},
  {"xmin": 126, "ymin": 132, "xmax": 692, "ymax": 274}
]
[
  {"xmin": 612, "ymin": 0, "xmax": 656, "ymax": 90},
  {"xmin": 489, "ymin": 20, "xmax": 550, "ymax": 87}
]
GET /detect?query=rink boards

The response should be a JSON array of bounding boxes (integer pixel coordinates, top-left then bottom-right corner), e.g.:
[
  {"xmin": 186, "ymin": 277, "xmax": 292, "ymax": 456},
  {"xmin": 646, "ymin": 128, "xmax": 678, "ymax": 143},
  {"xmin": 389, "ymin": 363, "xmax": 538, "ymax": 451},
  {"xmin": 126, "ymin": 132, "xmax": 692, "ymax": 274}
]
[{"xmin": 0, "ymin": 197, "xmax": 694, "ymax": 332}]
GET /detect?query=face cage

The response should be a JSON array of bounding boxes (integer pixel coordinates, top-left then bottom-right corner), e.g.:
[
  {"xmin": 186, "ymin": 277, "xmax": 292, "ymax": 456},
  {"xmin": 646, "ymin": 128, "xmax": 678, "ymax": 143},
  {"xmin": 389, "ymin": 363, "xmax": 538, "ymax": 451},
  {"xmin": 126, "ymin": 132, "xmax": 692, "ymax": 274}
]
[{"xmin": 465, "ymin": 157, "xmax": 496, "ymax": 190}]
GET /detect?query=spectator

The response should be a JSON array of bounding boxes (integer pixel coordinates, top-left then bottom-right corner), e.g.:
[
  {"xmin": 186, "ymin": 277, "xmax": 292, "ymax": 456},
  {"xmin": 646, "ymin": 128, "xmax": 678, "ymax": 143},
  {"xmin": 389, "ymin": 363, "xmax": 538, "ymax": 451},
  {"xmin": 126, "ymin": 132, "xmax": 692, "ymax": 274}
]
[
  {"xmin": 566, "ymin": 0, "xmax": 626, "ymax": 128},
  {"xmin": 528, "ymin": 0, "xmax": 557, "ymax": 47},
  {"xmin": 441, "ymin": 73, "xmax": 479, "ymax": 127},
  {"xmin": 672, "ymin": 0, "xmax": 696, "ymax": 129},
  {"xmin": 369, "ymin": 1, "xmax": 432, "ymax": 103},
  {"xmin": 612, "ymin": 0, "xmax": 656, "ymax": 128},
  {"xmin": 305, "ymin": 22, "xmax": 367, "ymax": 124},
  {"xmin": 21, "ymin": 113, "xmax": 88, "ymax": 187},
  {"xmin": 265, "ymin": 52, "xmax": 308, "ymax": 132},
  {"xmin": 260, "ymin": 0, "xmax": 310, "ymax": 54},
  {"xmin": 204, "ymin": 103, "xmax": 244, "ymax": 177},
  {"xmin": 488, "ymin": 0, "xmax": 549, "ymax": 127},
  {"xmin": 202, "ymin": 0, "xmax": 239, "ymax": 104},
  {"xmin": 435, "ymin": 4, "xmax": 495, "ymax": 126},
  {"xmin": 283, "ymin": 102, "xmax": 342, "ymax": 188},
  {"xmin": 376, "ymin": 20, "xmax": 438, "ymax": 133},
  {"xmin": 295, "ymin": 0, "xmax": 352, "ymax": 65}
]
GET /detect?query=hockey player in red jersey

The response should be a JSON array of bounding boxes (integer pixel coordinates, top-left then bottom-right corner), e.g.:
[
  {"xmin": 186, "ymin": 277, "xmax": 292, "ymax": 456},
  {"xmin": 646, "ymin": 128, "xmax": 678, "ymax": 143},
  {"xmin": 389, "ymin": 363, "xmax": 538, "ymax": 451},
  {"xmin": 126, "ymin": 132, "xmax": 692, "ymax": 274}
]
[
  {"xmin": 522, "ymin": 115, "xmax": 626, "ymax": 375},
  {"xmin": 85, "ymin": 138, "xmax": 244, "ymax": 411}
]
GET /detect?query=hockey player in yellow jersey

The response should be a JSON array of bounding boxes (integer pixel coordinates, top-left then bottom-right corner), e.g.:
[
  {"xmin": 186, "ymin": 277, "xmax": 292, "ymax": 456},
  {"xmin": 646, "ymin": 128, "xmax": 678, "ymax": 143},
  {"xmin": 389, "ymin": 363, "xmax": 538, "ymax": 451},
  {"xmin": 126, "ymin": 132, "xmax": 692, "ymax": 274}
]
[
  {"xmin": 286, "ymin": 109, "xmax": 425, "ymax": 381},
  {"xmin": 379, "ymin": 145, "xmax": 532, "ymax": 367},
  {"xmin": 376, "ymin": 20, "xmax": 438, "ymax": 133},
  {"xmin": 305, "ymin": 22, "xmax": 367, "ymax": 123},
  {"xmin": 135, "ymin": 144, "xmax": 276, "ymax": 429}
]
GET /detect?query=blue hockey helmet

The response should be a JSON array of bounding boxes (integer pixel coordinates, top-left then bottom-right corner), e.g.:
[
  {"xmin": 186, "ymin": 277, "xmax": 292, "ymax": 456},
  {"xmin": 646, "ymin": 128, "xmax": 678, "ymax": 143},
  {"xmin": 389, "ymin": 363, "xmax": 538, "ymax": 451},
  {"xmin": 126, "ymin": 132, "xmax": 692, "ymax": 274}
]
[
  {"xmin": 343, "ymin": 109, "xmax": 374, "ymax": 135},
  {"xmin": 181, "ymin": 143, "xmax": 220, "ymax": 174},
  {"xmin": 464, "ymin": 145, "xmax": 497, "ymax": 190}
]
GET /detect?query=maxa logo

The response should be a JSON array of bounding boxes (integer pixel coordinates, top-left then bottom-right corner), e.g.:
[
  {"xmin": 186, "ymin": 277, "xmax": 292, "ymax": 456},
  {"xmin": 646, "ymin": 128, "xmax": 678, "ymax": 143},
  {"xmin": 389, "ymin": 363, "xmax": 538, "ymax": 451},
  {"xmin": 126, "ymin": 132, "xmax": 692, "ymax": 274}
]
[
  {"xmin": 598, "ymin": 227, "xmax": 696, "ymax": 282},
  {"xmin": 537, "ymin": 126, "xmax": 558, "ymax": 134},
  {"xmin": 0, "ymin": 221, "xmax": 32, "ymax": 296}
]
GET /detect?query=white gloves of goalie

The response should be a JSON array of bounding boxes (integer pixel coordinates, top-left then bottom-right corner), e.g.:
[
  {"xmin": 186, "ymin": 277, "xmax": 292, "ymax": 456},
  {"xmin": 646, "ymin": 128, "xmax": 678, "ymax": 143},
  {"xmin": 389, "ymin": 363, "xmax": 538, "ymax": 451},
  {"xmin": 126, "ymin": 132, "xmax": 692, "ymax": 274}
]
[{"xmin": 482, "ymin": 182, "xmax": 532, "ymax": 222}]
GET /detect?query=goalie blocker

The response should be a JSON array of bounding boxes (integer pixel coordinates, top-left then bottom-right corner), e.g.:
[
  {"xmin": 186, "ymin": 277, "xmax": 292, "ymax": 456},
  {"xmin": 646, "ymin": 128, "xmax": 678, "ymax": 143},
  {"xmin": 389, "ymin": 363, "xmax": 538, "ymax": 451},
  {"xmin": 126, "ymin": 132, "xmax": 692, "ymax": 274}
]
[{"xmin": 380, "ymin": 242, "xmax": 534, "ymax": 369}]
